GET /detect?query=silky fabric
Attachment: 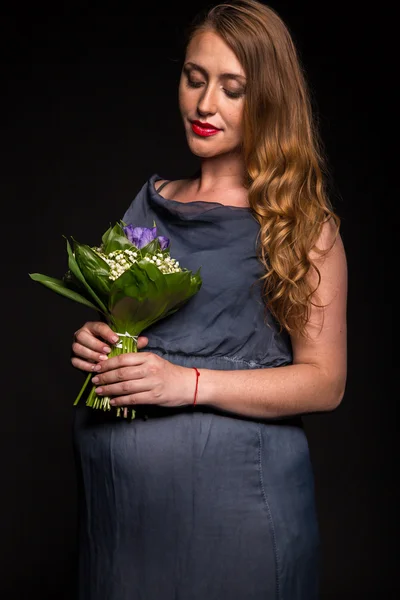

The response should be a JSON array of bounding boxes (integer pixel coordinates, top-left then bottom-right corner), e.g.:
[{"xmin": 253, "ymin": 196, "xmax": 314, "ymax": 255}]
[{"xmin": 73, "ymin": 174, "xmax": 320, "ymax": 599}]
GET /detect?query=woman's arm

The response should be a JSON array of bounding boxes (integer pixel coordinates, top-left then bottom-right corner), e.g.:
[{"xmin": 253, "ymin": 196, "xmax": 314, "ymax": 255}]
[{"xmin": 197, "ymin": 220, "xmax": 348, "ymax": 418}]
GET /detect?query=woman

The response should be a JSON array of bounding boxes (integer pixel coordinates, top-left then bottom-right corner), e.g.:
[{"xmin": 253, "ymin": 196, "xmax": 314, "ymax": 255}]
[{"xmin": 71, "ymin": 1, "xmax": 347, "ymax": 598}]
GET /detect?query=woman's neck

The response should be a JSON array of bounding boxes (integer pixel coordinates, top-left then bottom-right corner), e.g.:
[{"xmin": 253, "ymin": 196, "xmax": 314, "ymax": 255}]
[{"xmin": 196, "ymin": 153, "xmax": 246, "ymax": 195}]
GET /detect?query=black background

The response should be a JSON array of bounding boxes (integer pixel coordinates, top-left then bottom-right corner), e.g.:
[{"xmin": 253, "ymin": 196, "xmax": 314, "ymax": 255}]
[{"xmin": 1, "ymin": 1, "xmax": 395, "ymax": 598}]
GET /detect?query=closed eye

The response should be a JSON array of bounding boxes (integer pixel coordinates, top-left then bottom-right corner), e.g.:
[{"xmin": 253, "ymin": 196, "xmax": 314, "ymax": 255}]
[
  {"xmin": 224, "ymin": 89, "xmax": 245, "ymax": 99},
  {"xmin": 187, "ymin": 79, "xmax": 204, "ymax": 89},
  {"xmin": 186, "ymin": 79, "xmax": 244, "ymax": 100}
]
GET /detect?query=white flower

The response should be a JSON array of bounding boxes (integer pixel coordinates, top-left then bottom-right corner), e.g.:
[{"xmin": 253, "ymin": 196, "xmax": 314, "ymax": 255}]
[{"xmin": 96, "ymin": 246, "xmax": 182, "ymax": 280}]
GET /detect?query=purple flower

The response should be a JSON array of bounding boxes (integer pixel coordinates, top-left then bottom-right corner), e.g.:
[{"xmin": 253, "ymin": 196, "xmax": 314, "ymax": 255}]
[
  {"xmin": 123, "ymin": 225, "xmax": 156, "ymax": 248},
  {"xmin": 123, "ymin": 224, "xmax": 170, "ymax": 250},
  {"xmin": 158, "ymin": 236, "xmax": 170, "ymax": 250}
]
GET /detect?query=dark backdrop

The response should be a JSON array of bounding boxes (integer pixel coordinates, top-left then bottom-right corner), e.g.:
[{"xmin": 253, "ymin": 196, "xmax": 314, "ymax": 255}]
[{"xmin": 1, "ymin": 1, "xmax": 395, "ymax": 599}]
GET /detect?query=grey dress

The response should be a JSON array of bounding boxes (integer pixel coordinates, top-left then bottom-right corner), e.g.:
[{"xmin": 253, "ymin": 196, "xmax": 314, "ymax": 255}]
[{"xmin": 72, "ymin": 173, "xmax": 320, "ymax": 600}]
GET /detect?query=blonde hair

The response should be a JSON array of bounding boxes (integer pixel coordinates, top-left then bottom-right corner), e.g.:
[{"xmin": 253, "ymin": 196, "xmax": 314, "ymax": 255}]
[{"xmin": 185, "ymin": 0, "xmax": 340, "ymax": 336}]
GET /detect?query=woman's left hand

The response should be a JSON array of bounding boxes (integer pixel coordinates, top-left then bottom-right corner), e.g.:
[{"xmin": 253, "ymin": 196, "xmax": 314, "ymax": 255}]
[{"xmin": 91, "ymin": 351, "xmax": 196, "ymax": 408}]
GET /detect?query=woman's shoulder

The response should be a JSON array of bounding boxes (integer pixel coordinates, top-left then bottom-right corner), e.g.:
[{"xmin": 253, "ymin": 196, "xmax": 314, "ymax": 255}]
[{"xmin": 153, "ymin": 175, "xmax": 193, "ymax": 200}]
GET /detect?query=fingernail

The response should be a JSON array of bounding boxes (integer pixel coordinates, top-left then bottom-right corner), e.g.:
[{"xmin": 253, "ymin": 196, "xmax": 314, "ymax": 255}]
[
  {"xmin": 102, "ymin": 346, "xmax": 111, "ymax": 353},
  {"xmin": 95, "ymin": 387, "xmax": 103, "ymax": 394},
  {"xmin": 111, "ymin": 336, "xmax": 119, "ymax": 343},
  {"xmin": 92, "ymin": 376, "xmax": 99, "ymax": 384},
  {"xmin": 99, "ymin": 354, "xmax": 108, "ymax": 360},
  {"xmin": 93, "ymin": 364, "xmax": 102, "ymax": 371}
]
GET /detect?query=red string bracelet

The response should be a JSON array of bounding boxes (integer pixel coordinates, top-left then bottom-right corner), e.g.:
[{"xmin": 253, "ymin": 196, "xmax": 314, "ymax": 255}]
[{"xmin": 192, "ymin": 367, "xmax": 200, "ymax": 406}]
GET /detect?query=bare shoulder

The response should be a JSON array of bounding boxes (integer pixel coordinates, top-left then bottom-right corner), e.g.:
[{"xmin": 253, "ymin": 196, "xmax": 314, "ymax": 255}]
[
  {"xmin": 305, "ymin": 219, "xmax": 347, "ymax": 308},
  {"xmin": 154, "ymin": 178, "xmax": 189, "ymax": 195},
  {"xmin": 154, "ymin": 178, "xmax": 193, "ymax": 201},
  {"xmin": 310, "ymin": 218, "xmax": 346, "ymax": 264},
  {"xmin": 154, "ymin": 179, "xmax": 168, "ymax": 192}
]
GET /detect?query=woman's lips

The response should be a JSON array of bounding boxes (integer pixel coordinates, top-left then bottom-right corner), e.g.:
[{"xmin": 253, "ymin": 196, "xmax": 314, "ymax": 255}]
[{"xmin": 191, "ymin": 121, "xmax": 221, "ymax": 137}]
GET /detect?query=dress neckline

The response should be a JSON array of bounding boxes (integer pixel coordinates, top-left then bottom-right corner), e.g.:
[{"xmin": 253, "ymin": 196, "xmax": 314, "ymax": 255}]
[{"xmin": 151, "ymin": 174, "xmax": 252, "ymax": 212}]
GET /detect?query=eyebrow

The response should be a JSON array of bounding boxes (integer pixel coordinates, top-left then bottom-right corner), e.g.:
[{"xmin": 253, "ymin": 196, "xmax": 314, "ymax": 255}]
[{"xmin": 184, "ymin": 61, "xmax": 246, "ymax": 83}]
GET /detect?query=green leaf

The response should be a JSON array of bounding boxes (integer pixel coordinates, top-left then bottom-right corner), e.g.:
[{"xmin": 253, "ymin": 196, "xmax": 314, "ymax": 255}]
[
  {"xmin": 100, "ymin": 223, "xmax": 113, "ymax": 247},
  {"xmin": 140, "ymin": 238, "xmax": 161, "ymax": 256},
  {"xmin": 101, "ymin": 222, "xmax": 132, "ymax": 254},
  {"xmin": 66, "ymin": 237, "xmax": 108, "ymax": 314},
  {"xmin": 62, "ymin": 269, "xmax": 85, "ymax": 294},
  {"xmin": 161, "ymin": 267, "xmax": 202, "ymax": 318},
  {"xmin": 74, "ymin": 243, "xmax": 112, "ymax": 305},
  {"xmin": 29, "ymin": 273, "xmax": 101, "ymax": 311},
  {"xmin": 108, "ymin": 260, "xmax": 170, "ymax": 334},
  {"xmin": 108, "ymin": 260, "xmax": 202, "ymax": 336}
]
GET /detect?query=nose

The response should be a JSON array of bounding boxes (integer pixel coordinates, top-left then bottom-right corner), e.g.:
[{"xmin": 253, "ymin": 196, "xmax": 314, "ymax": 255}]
[{"xmin": 196, "ymin": 84, "xmax": 218, "ymax": 117}]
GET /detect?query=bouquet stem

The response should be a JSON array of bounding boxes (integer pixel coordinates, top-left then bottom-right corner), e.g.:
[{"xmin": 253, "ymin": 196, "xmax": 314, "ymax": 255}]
[{"xmin": 73, "ymin": 332, "xmax": 138, "ymax": 419}]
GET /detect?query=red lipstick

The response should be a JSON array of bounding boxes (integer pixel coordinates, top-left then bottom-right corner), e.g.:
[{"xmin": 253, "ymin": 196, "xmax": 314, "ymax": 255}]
[{"xmin": 191, "ymin": 120, "xmax": 221, "ymax": 137}]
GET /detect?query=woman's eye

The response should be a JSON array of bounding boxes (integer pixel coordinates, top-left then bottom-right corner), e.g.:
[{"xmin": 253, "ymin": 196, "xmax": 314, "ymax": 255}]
[
  {"xmin": 185, "ymin": 77, "xmax": 245, "ymax": 99},
  {"xmin": 224, "ymin": 89, "xmax": 245, "ymax": 99},
  {"xmin": 187, "ymin": 79, "xmax": 204, "ymax": 88}
]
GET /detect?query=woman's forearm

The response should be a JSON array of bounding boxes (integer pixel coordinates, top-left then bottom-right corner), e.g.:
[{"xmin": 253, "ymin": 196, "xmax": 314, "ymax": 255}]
[{"xmin": 195, "ymin": 363, "xmax": 345, "ymax": 419}]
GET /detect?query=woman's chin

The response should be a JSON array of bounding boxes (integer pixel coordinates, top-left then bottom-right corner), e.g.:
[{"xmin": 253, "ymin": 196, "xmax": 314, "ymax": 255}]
[
  {"xmin": 187, "ymin": 140, "xmax": 226, "ymax": 159},
  {"xmin": 185, "ymin": 135, "xmax": 242, "ymax": 160}
]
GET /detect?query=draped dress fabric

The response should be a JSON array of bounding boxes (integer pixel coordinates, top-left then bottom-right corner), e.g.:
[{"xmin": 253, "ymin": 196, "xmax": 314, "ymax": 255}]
[{"xmin": 72, "ymin": 173, "xmax": 321, "ymax": 600}]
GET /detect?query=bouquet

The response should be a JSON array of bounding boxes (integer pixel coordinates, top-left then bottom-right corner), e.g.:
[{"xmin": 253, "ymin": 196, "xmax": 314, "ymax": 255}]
[{"xmin": 29, "ymin": 221, "xmax": 202, "ymax": 418}]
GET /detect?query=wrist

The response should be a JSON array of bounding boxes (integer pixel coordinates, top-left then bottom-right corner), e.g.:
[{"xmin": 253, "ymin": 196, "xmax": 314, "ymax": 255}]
[
  {"xmin": 180, "ymin": 366, "xmax": 202, "ymax": 407},
  {"xmin": 176, "ymin": 366, "xmax": 198, "ymax": 406},
  {"xmin": 192, "ymin": 367, "xmax": 200, "ymax": 406},
  {"xmin": 193, "ymin": 368, "xmax": 216, "ymax": 407}
]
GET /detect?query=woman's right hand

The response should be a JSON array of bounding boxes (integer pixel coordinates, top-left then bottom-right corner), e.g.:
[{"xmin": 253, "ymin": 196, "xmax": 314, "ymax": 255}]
[{"xmin": 71, "ymin": 321, "xmax": 149, "ymax": 373}]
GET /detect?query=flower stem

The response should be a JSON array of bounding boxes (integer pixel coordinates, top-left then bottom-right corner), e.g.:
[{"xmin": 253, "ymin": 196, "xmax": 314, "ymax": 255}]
[
  {"xmin": 73, "ymin": 332, "xmax": 138, "ymax": 419},
  {"xmin": 73, "ymin": 372, "xmax": 92, "ymax": 406}
]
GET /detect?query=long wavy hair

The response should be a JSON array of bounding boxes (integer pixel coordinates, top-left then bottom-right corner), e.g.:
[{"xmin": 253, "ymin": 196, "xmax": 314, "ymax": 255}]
[{"xmin": 184, "ymin": 0, "xmax": 340, "ymax": 336}]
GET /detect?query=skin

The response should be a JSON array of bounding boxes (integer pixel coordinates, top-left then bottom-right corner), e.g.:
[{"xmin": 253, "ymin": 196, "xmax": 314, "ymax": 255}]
[{"xmin": 71, "ymin": 30, "xmax": 348, "ymax": 418}]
